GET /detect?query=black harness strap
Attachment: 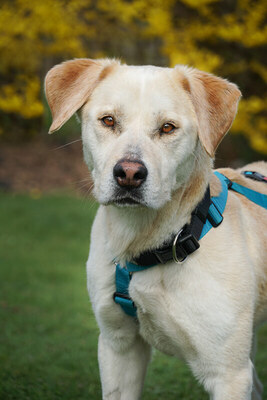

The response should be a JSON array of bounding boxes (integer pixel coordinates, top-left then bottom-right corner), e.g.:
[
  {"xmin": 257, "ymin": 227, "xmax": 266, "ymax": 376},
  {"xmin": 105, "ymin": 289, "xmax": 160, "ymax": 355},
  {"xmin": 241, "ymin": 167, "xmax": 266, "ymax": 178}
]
[{"xmin": 133, "ymin": 187, "xmax": 212, "ymax": 265}]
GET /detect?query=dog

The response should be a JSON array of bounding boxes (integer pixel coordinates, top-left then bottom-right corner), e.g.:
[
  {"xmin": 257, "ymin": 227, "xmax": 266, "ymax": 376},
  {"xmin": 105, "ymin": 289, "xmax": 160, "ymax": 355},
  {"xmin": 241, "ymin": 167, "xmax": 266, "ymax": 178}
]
[{"xmin": 45, "ymin": 58, "xmax": 267, "ymax": 400}]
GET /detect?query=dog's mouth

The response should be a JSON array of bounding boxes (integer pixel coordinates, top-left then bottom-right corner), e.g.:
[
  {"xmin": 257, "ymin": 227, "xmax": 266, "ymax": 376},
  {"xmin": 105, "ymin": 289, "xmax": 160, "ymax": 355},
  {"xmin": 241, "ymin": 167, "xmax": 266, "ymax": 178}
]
[
  {"xmin": 102, "ymin": 186, "xmax": 146, "ymax": 207},
  {"xmin": 107, "ymin": 190, "xmax": 145, "ymax": 207},
  {"xmin": 114, "ymin": 197, "xmax": 141, "ymax": 206}
]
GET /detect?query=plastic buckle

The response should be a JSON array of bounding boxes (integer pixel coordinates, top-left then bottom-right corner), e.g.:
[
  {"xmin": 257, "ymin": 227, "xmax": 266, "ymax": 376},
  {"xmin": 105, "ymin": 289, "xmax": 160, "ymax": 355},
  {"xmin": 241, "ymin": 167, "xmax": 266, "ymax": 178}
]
[
  {"xmin": 243, "ymin": 171, "xmax": 267, "ymax": 183},
  {"xmin": 113, "ymin": 291, "xmax": 131, "ymax": 301},
  {"xmin": 113, "ymin": 292, "xmax": 135, "ymax": 307},
  {"xmin": 172, "ymin": 230, "xmax": 199, "ymax": 264},
  {"xmin": 207, "ymin": 201, "xmax": 224, "ymax": 227},
  {"xmin": 154, "ymin": 248, "xmax": 172, "ymax": 264},
  {"xmin": 227, "ymin": 178, "xmax": 233, "ymax": 189},
  {"xmin": 113, "ymin": 292, "xmax": 137, "ymax": 317}
]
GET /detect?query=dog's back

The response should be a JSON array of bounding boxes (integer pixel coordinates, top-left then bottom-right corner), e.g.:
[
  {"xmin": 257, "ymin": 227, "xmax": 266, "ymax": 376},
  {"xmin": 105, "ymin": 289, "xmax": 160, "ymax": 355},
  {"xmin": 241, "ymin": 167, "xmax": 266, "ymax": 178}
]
[
  {"xmin": 219, "ymin": 161, "xmax": 267, "ymax": 196},
  {"xmin": 217, "ymin": 161, "xmax": 267, "ymax": 324}
]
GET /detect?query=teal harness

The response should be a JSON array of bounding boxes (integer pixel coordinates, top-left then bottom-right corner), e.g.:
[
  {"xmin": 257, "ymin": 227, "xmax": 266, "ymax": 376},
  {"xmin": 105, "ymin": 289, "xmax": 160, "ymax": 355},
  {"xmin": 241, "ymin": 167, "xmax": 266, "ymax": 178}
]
[{"xmin": 113, "ymin": 171, "xmax": 267, "ymax": 317}]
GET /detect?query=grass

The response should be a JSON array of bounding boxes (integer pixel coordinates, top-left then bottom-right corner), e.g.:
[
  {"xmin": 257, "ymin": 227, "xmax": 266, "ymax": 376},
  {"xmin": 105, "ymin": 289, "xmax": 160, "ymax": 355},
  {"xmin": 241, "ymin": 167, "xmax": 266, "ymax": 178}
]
[{"xmin": 0, "ymin": 192, "xmax": 266, "ymax": 399}]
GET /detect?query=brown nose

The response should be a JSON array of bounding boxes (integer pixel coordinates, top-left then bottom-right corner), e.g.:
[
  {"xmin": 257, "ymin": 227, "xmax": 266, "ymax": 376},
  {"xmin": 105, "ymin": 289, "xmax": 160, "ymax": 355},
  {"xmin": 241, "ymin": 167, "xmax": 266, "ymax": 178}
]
[{"xmin": 113, "ymin": 159, "xmax": 148, "ymax": 189}]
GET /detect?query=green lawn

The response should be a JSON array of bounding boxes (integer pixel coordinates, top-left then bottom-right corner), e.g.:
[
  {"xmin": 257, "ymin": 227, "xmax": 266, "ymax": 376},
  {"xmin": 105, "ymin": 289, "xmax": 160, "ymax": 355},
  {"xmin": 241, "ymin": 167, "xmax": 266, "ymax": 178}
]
[{"xmin": 0, "ymin": 193, "xmax": 266, "ymax": 399}]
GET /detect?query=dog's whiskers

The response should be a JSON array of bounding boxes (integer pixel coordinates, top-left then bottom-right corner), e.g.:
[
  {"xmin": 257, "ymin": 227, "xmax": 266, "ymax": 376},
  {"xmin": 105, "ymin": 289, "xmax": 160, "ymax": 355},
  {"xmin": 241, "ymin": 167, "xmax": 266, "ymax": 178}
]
[
  {"xmin": 76, "ymin": 181, "xmax": 93, "ymax": 191},
  {"xmin": 53, "ymin": 138, "xmax": 82, "ymax": 151}
]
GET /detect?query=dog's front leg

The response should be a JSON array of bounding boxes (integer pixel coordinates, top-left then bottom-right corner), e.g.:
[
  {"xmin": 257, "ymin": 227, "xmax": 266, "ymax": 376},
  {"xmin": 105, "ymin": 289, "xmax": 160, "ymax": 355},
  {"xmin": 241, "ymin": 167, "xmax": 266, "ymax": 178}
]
[
  {"xmin": 87, "ymin": 210, "xmax": 151, "ymax": 399},
  {"xmin": 207, "ymin": 361, "xmax": 253, "ymax": 400},
  {"xmin": 98, "ymin": 333, "xmax": 151, "ymax": 400}
]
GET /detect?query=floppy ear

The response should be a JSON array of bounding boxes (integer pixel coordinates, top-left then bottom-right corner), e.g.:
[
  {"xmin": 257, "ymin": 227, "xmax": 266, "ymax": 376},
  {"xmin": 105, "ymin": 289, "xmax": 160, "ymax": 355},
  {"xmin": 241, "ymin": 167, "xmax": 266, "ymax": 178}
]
[
  {"xmin": 178, "ymin": 67, "xmax": 241, "ymax": 157},
  {"xmin": 45, "ymin": 58, "xmax": 116, "ymax": 133}
]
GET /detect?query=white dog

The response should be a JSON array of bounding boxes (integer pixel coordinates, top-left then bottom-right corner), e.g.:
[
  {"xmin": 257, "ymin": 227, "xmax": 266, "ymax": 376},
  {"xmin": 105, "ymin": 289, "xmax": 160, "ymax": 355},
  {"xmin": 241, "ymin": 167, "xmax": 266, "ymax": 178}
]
[{"xmin": 45, "ymin": 59, "xmax": 267, "ymax": 400}]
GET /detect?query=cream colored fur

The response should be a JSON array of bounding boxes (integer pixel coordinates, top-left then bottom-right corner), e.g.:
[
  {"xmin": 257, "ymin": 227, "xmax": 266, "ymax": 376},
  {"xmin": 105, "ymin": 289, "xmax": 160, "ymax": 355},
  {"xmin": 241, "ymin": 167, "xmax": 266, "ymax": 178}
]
[{"xmin": 45, "ymin": 59, "xmax": 267, "ymax": 400}]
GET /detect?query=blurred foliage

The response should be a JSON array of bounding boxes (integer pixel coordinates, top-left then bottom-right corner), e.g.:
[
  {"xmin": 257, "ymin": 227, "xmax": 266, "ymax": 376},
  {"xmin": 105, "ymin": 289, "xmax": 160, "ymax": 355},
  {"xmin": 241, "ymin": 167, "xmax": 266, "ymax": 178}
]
[{"xmin": 0, "ymin": 0, "xmax": 266, "ymax": 154}]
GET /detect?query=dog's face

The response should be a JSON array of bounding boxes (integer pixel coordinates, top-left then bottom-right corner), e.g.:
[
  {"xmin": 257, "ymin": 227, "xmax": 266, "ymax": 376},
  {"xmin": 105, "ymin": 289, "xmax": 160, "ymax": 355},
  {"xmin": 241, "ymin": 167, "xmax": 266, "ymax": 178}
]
[
  {"xmin": 81, "ymin": 65, "xmax": 200, "ymax": 209},
  {"xmin": 45, "ymin": 59, "xmax": 241, "ymax": 209}
]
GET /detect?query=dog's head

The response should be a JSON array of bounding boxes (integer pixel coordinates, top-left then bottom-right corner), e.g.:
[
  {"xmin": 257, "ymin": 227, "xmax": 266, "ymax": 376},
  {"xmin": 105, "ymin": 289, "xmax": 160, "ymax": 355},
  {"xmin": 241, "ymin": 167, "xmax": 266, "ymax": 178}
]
[{"xmin": 45, "ymin": 59, "xmax": 241, "ymax": 209}]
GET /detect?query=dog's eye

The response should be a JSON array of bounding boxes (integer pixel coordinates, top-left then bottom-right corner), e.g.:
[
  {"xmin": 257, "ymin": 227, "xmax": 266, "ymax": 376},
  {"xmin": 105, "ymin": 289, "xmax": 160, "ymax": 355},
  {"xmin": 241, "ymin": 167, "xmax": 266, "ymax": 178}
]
[
  {"xmin": 101, "ymin": 116, "xmax": 115, "ymax": 127},
  {"xmin": 161, "ymin": 123, "xmax": 175, "ymax": 134}
]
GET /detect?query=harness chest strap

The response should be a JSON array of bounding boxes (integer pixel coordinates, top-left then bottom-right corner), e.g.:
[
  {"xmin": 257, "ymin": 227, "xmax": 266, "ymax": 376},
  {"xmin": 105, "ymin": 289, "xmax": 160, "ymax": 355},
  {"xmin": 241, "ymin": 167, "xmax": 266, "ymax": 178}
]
[{"xmin": 113, "ymin": 171, "xmax": 267, "ymax": 317}]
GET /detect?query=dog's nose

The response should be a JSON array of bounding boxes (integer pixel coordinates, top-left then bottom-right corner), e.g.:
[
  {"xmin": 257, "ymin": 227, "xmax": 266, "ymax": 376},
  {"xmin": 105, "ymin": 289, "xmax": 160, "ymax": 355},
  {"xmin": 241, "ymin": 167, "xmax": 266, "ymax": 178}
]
[{"xmin": 113, "ymin": 160, "xmax": 148, "ymax": 189}]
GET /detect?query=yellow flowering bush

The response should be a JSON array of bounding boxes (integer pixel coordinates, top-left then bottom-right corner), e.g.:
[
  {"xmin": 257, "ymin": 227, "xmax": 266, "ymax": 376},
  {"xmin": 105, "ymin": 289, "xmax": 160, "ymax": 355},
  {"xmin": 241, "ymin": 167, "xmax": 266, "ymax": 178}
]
[
  {"xmin": 100, "ymin": 0, "xmax": 266, "ymax": 154},
  {"xmin": 0, "ymin": 0, "xmax": 266, "ymax": 153}
]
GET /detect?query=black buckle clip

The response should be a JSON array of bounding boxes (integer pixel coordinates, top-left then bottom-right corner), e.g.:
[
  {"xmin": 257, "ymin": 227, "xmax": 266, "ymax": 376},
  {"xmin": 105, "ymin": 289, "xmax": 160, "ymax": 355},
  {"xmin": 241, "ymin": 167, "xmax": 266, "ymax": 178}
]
[
  {"xmin": 113, "ymin": 292, "xmax": 135, "ymax": 306},
  {"xmin": 243, "ymin": 171, "xmax": 267, "ymax": 183},
  {"xmin": 172, "ymin": 230, "xmax": 200, "ymax": 263},
  {"xmin": 153, "ymin": 248, "xmax": 172, "ymax": 264},
  {"xmin": 227, "ymin": 178, "xmax": 233, "ymax": 189}
]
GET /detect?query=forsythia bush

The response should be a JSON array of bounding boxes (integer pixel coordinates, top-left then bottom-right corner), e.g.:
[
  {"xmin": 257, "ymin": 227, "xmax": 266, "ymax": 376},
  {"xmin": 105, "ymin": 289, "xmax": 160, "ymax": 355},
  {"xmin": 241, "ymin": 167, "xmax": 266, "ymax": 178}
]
[
  {"xmin": 0, "ymin": 0, "xmax": 266, "ymax": 153},
  {"xmin": 100, "ymin": 0, "xmax": 267, "ymax": 153},
  {"xmin": 0, "ymin": 0, "xmax": 91, "ymax": 121}
]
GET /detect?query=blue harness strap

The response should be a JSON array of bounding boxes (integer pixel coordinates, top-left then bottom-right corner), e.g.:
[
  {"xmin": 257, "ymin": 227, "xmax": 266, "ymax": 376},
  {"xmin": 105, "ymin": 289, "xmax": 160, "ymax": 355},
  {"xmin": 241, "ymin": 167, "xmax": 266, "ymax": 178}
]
[
  {"xmin": 227, "ymin": 179, "xmax": 267, "ymax": 209},
  {"xmin": 126, "ymin": 261, "xmax": 157, "ymax": 272},
  {"xmin": 113, "ymin": 264, "xmax": 137, "ymax": 317},
  {"xmin": 114, "ymin": 171, "xmax": 267, "ymax": 317},
  {"xmin": 199, "ymin": 171, "xmax": 228, "ymax": 239}
]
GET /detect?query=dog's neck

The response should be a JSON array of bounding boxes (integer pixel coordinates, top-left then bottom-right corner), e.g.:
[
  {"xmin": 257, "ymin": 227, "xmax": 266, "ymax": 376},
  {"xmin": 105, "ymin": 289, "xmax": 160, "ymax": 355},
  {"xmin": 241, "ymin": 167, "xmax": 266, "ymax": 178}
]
[{"xmin": 102, "ymin": 152, "xmax": 213, "ymax": 261}]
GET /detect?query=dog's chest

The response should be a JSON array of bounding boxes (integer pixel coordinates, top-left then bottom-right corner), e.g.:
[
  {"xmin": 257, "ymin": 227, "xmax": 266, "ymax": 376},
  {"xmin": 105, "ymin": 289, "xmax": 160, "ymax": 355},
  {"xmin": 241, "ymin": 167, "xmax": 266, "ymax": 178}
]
[
  {"xmin": 136, "ymin": 301, "xmax": 197, "ymax": 359},
  {"xmin": 129, "ymin": 262, "xmax": 234, "ymax": 360},
  {"xmin": 128, "ymin": 265, "xmax": 200, "ymax": 359}
]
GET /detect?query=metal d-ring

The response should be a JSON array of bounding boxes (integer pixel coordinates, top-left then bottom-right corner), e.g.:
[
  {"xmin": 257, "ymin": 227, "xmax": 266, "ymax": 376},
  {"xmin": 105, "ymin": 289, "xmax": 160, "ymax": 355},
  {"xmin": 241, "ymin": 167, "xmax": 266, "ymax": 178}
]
[{"xmin": 172, "ymin": 229, "xmax": 187, "ymax": 264}]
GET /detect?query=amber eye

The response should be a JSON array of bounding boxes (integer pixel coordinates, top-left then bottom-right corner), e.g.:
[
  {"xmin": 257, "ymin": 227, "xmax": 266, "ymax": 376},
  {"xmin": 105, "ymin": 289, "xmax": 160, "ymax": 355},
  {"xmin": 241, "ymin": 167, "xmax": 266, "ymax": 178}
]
[
  {"xmin": 101, "ymin": 116, "xmax": 115, "ymax": 127},
  {"xmin": 161, "ymin": 123, "xmax": 175, "ymax": 134}
]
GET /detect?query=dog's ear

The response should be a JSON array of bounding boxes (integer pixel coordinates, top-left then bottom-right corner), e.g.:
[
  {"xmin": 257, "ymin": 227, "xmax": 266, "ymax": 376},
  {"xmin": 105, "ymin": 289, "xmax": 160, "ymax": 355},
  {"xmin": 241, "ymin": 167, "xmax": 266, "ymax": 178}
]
[
  {"xmin": 45, "ymin": 58, "xmax": 116, "ymax": 133},
  {"xmin": 178, "ymin": 67, "xmax": 241, "ymax": 157}
]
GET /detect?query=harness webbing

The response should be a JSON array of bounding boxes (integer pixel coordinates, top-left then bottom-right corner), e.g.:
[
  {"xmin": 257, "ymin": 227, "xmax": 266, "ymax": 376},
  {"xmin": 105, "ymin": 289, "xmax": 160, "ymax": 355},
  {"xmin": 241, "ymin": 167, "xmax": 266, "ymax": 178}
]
[
  {"xmin": 199, "ymin": 171, "xmax": 228, "ymax": 239},
  {"xmin": 222, "ymin": 174, "xmax": 267, "ymax": 209},
  {"xmin": 113, "ymin": 264, "xmax": 136, "ymax": 316},
  {"xmin": 124, "ymin": 187, "xmax": 213, "ymax": 270},
  {"xmin": 113, "ymin": 171, "xmax": 267, "ymax": 317}
]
